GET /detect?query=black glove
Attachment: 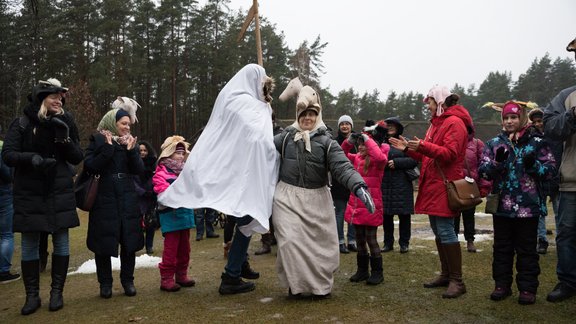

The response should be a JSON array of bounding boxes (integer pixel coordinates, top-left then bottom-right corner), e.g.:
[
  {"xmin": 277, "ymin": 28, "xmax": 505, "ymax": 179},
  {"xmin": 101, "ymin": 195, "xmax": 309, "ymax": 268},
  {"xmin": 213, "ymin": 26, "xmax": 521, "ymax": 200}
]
[
  {"xmin": 348, "ymin": 133, "xmax": 362, "ymax": 146},
  {"xmin": 30, "ymin": 154, "xmax": 57, "ymax": 171},
  {"xmin": 355, "ymin": 186, "xmax": 375, "ymax": 214},
  {"xmin": 523, "ymin": 152, "xmax": 536, "ymax": 169},
  {"xmin": 494, "ymin": 147, "xmax": 509, "ymax": 163},
  {"xmin": 51, "ymin": 116, "xmax": 70, "ymax": 143}
]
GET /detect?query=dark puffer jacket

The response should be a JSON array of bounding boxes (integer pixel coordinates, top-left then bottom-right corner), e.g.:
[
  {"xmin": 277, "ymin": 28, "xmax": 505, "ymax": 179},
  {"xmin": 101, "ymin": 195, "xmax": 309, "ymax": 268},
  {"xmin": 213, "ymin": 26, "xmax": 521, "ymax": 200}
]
[
  {"xmin": 2, "ymin": 103, "xmax": 83, "ymax": 233},
  {"xmin": 84, "ymin": 133, "xmax": 144, "ymax": 256},
  {"xmin": 381, "ymin": 117, "xmax": 416, "ymax": 215},
  {"xmin": 275, "ymin": 126, "xmax": 365, "ymax": 192}
]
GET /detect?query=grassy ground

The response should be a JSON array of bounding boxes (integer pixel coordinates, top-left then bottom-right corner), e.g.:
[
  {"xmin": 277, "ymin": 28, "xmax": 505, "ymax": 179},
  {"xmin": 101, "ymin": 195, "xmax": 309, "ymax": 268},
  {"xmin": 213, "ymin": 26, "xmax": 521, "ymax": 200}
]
[{"xmin": 1, "ymin": 201, "xmax": 575, "ymax": 323}]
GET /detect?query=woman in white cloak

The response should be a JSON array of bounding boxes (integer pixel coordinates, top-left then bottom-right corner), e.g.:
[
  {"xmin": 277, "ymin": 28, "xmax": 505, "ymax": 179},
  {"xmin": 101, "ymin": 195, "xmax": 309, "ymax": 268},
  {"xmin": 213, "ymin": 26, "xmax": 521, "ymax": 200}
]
[{"xmin": 157, "ymin": 64, "xmax": 278, "ymax": 294}]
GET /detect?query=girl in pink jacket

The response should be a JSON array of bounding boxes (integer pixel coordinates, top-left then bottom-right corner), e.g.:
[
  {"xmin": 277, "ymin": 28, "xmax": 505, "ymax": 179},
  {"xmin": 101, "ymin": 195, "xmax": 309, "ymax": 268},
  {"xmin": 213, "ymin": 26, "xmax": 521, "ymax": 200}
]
[
  {"xmin": 341, "ymin": 121, "xmax": 389, "ymax": 285},
  {"xmin": 153, "ymin": 136, "xmax": 195, "ymax": 292}
]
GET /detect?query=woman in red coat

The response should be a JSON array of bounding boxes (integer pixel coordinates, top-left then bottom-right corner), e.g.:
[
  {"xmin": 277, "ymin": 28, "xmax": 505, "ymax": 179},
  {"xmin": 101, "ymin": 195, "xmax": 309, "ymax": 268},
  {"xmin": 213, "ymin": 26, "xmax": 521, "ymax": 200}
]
[
  {"xmin": 342, "ymin": 122, "xmax": 389, "ymax": 285},
  {"xmin": 390, "ymin": 85, "xmax": 473, "ymax": 298}
]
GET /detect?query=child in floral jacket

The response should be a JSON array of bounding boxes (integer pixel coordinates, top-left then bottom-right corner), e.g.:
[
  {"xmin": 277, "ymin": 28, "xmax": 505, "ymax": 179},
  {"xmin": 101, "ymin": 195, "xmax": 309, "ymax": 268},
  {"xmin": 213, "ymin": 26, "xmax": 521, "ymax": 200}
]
[
  {"xmin": 479, "ymin": 101, "xmax": 557, "ymax": 305},
  {"xmin": 153, "ymin": 136, "xmax": 195, "ymax": 292}
]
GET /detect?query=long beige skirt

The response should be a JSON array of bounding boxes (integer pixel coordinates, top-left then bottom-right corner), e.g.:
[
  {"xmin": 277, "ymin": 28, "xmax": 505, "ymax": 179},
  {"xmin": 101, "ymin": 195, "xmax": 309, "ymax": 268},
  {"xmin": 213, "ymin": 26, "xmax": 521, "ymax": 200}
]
[{"xmin": 272, "ymin": 181, "xmax": 339, "ymax": 295}]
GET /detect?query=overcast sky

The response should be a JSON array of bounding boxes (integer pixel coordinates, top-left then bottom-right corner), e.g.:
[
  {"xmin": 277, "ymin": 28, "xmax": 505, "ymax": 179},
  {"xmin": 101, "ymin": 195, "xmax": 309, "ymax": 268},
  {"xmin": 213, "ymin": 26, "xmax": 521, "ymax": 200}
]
[{"xmin": 212, "ymin": 0, "xmax": 575, "ymax": 98}]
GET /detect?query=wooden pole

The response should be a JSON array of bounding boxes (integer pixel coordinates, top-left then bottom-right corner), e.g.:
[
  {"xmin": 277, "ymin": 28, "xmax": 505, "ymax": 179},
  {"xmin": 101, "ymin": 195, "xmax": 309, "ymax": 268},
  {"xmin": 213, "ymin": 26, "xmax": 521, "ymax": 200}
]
[{"xmin": 253, "ymin": 0, "xmax": 263, "ymax": 66}]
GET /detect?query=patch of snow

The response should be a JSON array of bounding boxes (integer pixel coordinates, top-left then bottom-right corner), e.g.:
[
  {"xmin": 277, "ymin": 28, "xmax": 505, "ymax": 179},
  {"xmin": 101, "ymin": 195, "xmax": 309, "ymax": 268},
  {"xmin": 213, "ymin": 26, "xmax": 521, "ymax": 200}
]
[
  {"xmin": 69, "ymin": 254, "xmax": 161, "ymax": 275},
  {"xmin": 422, "ymin": 234, "xmax": 492, "ymax": 242},
  {"xmin": 260, "ymin": 297, "xmax": 274, "ymax": 303},
  {"xmin": 271, "ymin": 314, "xmax": 283, "ymax": 319}
]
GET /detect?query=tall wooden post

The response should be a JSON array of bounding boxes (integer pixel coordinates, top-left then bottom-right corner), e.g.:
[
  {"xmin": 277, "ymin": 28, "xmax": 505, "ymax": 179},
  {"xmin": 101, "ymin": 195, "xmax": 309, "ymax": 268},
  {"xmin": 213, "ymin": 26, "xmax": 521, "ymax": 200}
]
[
  {"xmin": 237, "ymin": 0, "xmax": 263, "ymax": 66},
  {"xmin": 253, "ymin": 0, "xmax": 263, "ymax": 66}
]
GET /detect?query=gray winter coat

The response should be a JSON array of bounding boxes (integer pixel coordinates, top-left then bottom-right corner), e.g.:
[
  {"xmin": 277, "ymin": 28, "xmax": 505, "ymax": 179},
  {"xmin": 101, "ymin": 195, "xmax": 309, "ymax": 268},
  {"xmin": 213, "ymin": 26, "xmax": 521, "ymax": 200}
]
[{"xmin": 275, "ymin": 126, "xmax": 365, "ymax": 192}]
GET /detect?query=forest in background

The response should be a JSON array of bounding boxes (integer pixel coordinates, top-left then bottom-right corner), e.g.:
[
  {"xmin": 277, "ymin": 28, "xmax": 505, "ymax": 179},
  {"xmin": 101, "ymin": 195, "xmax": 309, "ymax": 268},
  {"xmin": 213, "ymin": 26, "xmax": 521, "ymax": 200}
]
[{"xmin": 1, "ymin": 0, "xmax": 575, "ymax": 149}]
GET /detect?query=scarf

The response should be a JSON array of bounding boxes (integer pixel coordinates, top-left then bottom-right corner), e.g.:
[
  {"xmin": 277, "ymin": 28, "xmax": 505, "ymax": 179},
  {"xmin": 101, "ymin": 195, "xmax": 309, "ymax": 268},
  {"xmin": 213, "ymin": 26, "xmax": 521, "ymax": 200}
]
[{"xmin": 161, "ymin": 158, "xmax": 185, "ymax": 175}]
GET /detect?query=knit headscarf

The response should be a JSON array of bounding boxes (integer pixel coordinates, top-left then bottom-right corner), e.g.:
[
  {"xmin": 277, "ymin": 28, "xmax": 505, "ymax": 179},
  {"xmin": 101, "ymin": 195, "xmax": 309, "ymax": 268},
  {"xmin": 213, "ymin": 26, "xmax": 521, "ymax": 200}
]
[{"xmin": 97, "ymin": 97, "xmax": 140, "ymax": 144}]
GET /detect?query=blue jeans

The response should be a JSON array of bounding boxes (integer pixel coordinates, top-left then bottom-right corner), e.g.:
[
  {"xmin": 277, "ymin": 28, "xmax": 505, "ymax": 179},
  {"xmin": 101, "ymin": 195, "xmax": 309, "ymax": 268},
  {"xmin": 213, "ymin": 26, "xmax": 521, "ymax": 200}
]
[
  {"xmin": 195, "ymin": 208, "xmax": 216, "ymax": 238},
  {"xmin": 538, "ymin": 193, "xmax": 559, "ymax": 241},
  {"xmin": 429, "ymin": 215, "xmax": 458, "ymax": 244},
  {"xmin": 333, "ymin": 198, "xmax": 356, "ymax": 244},
  {"xmin": 21, "ymin": 229, "xmax": 70, "ymax": 261},
  {"xmin": 0, "ymin": 191, "xmax": 14, "ymax": 272},
  {"xmin": 224, "ymin": 215, "xmax": 253, "ymax": 278},
  {"xmin": 555, "ymin": 192, "xmax": 576, "ymax": 288}
]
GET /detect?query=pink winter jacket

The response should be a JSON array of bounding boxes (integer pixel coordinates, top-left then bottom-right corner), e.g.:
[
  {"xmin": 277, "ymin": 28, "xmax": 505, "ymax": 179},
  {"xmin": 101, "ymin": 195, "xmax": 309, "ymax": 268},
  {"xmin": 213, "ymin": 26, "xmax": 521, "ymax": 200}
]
[
  {"xmin": 342, "ymin": 137, "xmax": 389, "ymax": 226},
  {"xmin": 153, "ymin": 164, "xmax": 177, "ymax": 194},
  {"xmin": 464, "ymin": 137, "xmax": 492, "ymax": 198}
]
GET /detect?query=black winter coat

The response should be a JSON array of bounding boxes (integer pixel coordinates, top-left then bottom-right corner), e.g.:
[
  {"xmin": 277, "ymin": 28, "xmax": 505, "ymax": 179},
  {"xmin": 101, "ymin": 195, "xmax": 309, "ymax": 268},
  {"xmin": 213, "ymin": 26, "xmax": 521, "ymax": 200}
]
[
  {"xmin": 1, "ymin": 103, "xmax": 83, "ymax": 232},
  {"xmin": 381, "ymin": 146, "xmax": 417, "ymax": 215},
  {"xmin": 84, "ymin": 133, "xmax": 144, "ymax": 256},
  {"xmin": 330, "ymin": 130, "xmax": 357, "ymax": 200}
]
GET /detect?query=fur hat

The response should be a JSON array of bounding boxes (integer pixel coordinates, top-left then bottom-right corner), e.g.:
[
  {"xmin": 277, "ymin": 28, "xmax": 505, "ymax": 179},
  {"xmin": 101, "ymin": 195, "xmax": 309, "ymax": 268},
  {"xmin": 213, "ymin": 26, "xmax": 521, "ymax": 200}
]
[
  {"xmin": 296, "ymin": 86, "xmax": 322, "ymax": 119},
  {"xmin": 33, "ymin": 78, "xmax": 68, "ymax": 104},
  {"xmin": 528, "ymin": 108, "xmax": 544, "ymax": 121},
  {"xmin": 158, "ymin": 135, "xmax": 190, "ymax": 161},
  {"xmin": 338, "ymin": 115, "xmax": 353, "ymax": 128}
]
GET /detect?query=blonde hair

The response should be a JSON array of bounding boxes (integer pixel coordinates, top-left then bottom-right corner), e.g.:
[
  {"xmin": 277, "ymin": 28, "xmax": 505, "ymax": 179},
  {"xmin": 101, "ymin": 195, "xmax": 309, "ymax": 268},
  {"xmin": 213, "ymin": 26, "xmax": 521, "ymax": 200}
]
[{"xmin": 38, "ymin": 101, "xmax": 64, "ymax": 120}]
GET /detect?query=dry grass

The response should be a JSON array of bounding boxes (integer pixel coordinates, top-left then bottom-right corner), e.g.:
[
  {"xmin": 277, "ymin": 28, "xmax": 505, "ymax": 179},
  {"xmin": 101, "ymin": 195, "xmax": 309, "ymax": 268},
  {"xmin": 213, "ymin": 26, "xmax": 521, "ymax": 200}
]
[{"xmin": 0, "ymin": 201, "xmax": 575, "ymax": 323}]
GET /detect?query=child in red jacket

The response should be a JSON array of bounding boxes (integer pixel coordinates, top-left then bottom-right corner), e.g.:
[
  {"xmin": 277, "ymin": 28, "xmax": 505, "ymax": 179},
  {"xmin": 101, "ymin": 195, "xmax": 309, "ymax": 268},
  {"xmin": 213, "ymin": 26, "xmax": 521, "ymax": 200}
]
[
  {"xmin": 341, "ymin": 121, "xmax": 389, "ymax": 285},
  {"xmin": 153, "ymin": 136, "xmax": 195, "ymax": 292}
]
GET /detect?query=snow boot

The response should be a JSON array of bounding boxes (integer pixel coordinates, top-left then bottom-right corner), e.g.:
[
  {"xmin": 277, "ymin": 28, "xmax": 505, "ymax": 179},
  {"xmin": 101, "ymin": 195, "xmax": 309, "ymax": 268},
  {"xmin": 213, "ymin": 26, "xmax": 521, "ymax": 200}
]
[
  {"xmin": 350, "ymin": 253, "xmax": 370, "ymax": 282},
  {"xmin": 366, "ymin": 256, "xmax": 383, "ymax": 285},
  {"xmin": 49, "ymin": 255, "xmax": 69, "ymax": 311},
  {"xmin": 21, "ymin": 260, "xmax": 41, "ymax": 315}
]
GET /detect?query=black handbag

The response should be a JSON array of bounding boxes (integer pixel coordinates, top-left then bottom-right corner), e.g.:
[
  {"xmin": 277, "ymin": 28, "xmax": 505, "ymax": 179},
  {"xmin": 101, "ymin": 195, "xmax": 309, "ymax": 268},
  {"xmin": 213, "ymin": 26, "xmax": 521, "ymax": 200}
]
[
  {"xmin": 144, "ymin": 205, "xmax": 161, "ymax": 229},
  {"xmin": 74, "ymin": 170, "xmax": 100, "ymax": 212},
  {"xmin": 405, "ymin": 167, "xmax": 420, "ymax": 181}
]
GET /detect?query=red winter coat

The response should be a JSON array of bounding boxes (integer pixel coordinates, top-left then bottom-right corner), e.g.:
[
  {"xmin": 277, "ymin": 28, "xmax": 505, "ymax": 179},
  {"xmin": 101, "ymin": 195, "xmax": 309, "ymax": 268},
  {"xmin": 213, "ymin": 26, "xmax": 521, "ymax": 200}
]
[
  {"xmin": 342, "ymin": 138, "xmax": 389, "ymax": 226},
  {"xmin": 408, "ymin": 105, "xmax": 473, "ymax": 217}
]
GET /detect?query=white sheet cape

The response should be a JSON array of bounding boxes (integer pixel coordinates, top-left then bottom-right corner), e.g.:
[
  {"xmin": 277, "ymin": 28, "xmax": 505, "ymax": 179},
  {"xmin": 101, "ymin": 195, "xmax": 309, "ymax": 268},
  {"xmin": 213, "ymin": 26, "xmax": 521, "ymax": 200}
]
[{"xmin": 157, "ymin": 64, "xmax": 279, "ymax": 236}]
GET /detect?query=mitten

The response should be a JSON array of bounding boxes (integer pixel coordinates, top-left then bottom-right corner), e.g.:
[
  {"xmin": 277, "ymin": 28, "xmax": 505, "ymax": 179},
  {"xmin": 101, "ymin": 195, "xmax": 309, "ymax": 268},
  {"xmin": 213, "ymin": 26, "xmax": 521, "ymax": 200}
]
[
  {"xmin": 31, "ymin": 154, "xmax": 43, "ymax": 169},
  {"xmin": 51, "ymin": 116, "xmax": 70, "ymax": 143},
  {"xmin": 355, "ymin": 186, "xmax": 375, "ymax": 214},
  {"xmin": 494, "ymin": 147, "xmax": 509, "ymax": 163},
  {"xmin": 523, "ymin": 152, "xmax": 536, "ymax": 169},
  {"xmin": 348, "ymin": 133, "xmax": 362, "ymax": 146},
  {"xmin": 361, "ymin": 134, "xmax": 370, "ymax": 142}
]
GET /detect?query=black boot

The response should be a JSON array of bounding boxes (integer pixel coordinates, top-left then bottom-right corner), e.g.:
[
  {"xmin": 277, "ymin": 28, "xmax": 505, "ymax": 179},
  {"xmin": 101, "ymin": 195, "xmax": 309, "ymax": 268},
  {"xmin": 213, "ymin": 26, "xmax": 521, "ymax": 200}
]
[
  {"xmin": 241, "ymin": 260, "xmax": 260, "ymax": 279},
  {"xmin": 21, "ymin": 260, "xmax": 41, "ymax": 315},
  {"xmin": 366, "ymin": 256, "xmax": 384, "ymax": 285},
  {"xmin": 350, "ymin": 254, "xmax": 370, "ymax": 282},
  {"xmin": 49, "ymin": 255, "xmax": 69, "ymax": 311},
  {"xmin": 95, "ymin": 254, "xmax": 113, "ymax": 299},
  {"xmin": 218, "ymin": 272, "xmax": 255, "ymax": 295}
]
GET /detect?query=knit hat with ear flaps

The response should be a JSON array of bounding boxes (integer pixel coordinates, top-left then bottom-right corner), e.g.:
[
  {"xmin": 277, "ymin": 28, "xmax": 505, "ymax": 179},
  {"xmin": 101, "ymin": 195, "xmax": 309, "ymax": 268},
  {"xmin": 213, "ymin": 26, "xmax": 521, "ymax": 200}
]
[
  {"xmin": 158, "ymin": 135, "xmax": 191, "ymax": 161},
  {"xmin": 33, "ymin": 78, "xmax": 68, "ymax": 104},
  {"xmin": 295, "ymin": 86, "xmax": 322, "ymax": 119},
  {"xmin": 424, "ymin": 85, "xmax": 458, "ymax": 117}
]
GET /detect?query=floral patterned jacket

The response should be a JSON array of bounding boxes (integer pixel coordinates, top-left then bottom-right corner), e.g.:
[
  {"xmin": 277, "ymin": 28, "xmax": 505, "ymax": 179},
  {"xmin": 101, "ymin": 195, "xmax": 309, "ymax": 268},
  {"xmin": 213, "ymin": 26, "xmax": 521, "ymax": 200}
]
[{"xmin": 479, "ymin": 127, "xmax": 557, "ymax": 218}]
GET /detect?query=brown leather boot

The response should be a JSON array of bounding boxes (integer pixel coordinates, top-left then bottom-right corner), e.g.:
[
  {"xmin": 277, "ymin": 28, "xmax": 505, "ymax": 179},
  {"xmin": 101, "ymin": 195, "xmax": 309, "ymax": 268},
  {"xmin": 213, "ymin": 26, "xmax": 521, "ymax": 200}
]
[
  {"xmin": 442, "ymin": 243, "xmax": 467, "ymax": 298},
  {"xmin": 423, "ymin": 239, "xmax": 449, "ymax": 288}
]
